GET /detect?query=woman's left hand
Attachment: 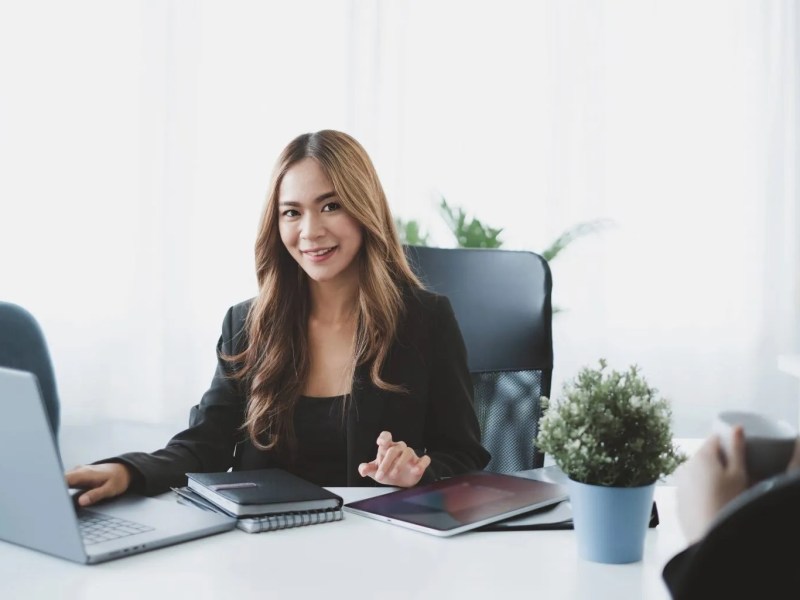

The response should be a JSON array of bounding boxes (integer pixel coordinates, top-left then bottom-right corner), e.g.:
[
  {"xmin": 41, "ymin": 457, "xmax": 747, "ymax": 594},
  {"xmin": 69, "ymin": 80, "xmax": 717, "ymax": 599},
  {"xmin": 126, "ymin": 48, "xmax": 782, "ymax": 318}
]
[{"xmin": 358, "ymin": 431, "xmax": 431, "ymax": 487}]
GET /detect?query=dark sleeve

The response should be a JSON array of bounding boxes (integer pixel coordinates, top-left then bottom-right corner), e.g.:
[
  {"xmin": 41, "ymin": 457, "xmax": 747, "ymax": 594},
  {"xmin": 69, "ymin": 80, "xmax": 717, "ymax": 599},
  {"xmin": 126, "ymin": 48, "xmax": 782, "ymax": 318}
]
[
  {"xmin": 419, "ymin": 295, "xmax": 491, "ymax": 483},
  {"xmin": 662, "ymin": 477, "xmax": 800, "ymax": 599},
  {"xmin": 662, "ymin": 544, "xmax": 705, "ymax": 599},
  {"xmin": 94, "ymin": 306, "xmax": 247, "ymax": 496},
  {"xmin": 662, "ymin": 534, "xmax": 789, "ymax": 600}
]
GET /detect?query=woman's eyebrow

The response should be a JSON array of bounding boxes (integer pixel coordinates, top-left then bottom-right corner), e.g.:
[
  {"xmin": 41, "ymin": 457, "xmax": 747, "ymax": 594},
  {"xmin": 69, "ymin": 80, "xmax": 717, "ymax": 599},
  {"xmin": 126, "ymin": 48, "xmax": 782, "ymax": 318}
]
[{"xmin": 279, "ymin": 191, "xmax": 337, "ymax": 207}]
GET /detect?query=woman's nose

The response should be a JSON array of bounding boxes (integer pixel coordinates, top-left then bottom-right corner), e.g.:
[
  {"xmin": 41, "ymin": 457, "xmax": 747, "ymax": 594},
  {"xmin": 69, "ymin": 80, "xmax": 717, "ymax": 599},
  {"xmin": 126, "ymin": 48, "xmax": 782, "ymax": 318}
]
[{"xmin": 300, "ymin": 212, "xmax": 325, "ymax": 240}]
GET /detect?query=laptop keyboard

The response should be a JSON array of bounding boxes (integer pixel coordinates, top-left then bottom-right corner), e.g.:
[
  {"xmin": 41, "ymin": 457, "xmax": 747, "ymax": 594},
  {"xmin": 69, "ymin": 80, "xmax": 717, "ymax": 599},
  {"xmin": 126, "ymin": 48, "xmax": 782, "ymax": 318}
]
[{"xmin": 78, "ymin": 510, "xmax": 155, "ymax": 545}]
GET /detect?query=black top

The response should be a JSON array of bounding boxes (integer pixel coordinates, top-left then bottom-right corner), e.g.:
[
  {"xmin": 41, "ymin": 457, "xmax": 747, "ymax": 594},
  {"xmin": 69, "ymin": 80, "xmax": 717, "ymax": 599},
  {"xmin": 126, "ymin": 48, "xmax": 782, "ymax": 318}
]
[
  {"xmin": 106, "ymin": 286, "xmax": 491, "ymax": 495},
  {"xmin": 291, "ymin": 395, "xmax": 347, "ymax": 487},
  {"xmin": 662, "ymin": 470, "xmax": 800, "ymax": 599}
]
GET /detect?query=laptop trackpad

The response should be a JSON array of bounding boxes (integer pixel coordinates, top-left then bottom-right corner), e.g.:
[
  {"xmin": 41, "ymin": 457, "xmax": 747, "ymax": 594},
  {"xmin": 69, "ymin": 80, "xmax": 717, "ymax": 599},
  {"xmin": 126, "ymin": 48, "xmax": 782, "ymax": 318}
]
[{"xmin": 79, "ymin": 494, "xmax": 235, "ymax": 560}]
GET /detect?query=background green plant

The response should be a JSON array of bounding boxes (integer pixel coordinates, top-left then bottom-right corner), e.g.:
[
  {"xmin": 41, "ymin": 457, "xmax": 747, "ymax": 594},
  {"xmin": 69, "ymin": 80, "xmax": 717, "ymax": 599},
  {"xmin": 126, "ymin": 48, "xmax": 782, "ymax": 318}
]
[
  {"xmin": 391, "ymin": 195, "xmax": 612, "ymax": 313},
  {"xmin": 535, "ymin": 359, "xmax": 687, "ymax": 487},
  {"xmin": 394, "ymin": 217, "xmax": 430, "ymax": 246},
  {"xmin": 438, "ymin": 197, "xmax": 503, "ymax": 248},
  {"xmin": 394, "ymin": 195, "xmax": 613, "ymax": 260},
  {"xmin": 539, "ymin": 218, "xmax": 614, "ymax": 263}
]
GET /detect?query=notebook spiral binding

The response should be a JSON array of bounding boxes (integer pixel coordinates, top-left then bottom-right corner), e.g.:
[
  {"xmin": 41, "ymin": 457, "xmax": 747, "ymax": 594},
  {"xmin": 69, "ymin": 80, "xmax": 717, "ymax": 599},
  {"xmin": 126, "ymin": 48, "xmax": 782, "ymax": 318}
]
[
  {"xmin": 237, "ymin": 508, "xmax": 344, "ymax": 533},
  {"xmin": 172, "ymin": 486, "xmax": 343, "ymax": 534}
]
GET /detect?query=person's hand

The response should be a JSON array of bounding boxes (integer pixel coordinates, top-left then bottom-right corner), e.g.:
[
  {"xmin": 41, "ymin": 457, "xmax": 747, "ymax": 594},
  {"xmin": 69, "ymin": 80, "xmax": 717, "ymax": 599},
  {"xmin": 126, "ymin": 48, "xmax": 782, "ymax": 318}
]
[
  {"xmin": 675, "ymin": 427, "xmax": 749, "ymax": 544},
  {"xmin": 65, "ymin": 463, "xmax": 132, "ymax": 507},
  {"xmin": 358, "ymin": 431, "xmax": 431, "ymax": 487},
  {"xmin": 786, "ymin": 436, "xmax": 800, "ymax": 472}
]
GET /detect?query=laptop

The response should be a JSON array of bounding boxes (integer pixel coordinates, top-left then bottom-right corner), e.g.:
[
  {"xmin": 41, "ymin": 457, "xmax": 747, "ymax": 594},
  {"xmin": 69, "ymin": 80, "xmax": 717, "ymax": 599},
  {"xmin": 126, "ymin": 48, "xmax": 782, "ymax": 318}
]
[
  {"xmin": 344, "ymin": 470, "xmax": 568, "ymax": 537},
  {"xmin": 0, "ymin": 366, "xmax": 236, "ymax": 564}
]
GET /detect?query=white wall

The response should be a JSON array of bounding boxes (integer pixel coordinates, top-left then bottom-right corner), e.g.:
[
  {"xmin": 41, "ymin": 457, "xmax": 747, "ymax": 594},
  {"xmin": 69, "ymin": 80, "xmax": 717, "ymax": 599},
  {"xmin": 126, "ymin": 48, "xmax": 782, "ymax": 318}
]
[{"xmin": 2, "ymin": 0, "xmax": 798, "ymax": 437}]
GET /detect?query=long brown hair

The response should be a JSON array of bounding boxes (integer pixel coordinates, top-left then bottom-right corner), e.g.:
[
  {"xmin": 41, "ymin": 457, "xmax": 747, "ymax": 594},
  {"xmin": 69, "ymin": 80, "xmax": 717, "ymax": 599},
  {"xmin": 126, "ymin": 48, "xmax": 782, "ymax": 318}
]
[{"xmin": 226, "ymin": 130, "xmax": 421, "ymax": 452}]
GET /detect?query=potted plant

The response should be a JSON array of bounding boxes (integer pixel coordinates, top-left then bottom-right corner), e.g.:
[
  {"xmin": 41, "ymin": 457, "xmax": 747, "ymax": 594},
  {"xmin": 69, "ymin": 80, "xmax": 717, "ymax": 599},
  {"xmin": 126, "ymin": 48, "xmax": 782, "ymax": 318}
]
[{"xmin": 536, "ymin": 359, "xmax": 686, "ymax": 563}]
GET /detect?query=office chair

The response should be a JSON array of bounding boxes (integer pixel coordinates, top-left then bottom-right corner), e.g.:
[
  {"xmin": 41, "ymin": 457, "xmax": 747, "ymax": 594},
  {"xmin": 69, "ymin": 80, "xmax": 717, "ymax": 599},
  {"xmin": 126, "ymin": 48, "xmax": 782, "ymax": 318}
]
[
  {"xmin": 405, "ymin": 246, "xmax": 553, "ymax": 472},
  {"xmin": 0, "ymin": 301, "xmax": 61, "ymax": 435}
]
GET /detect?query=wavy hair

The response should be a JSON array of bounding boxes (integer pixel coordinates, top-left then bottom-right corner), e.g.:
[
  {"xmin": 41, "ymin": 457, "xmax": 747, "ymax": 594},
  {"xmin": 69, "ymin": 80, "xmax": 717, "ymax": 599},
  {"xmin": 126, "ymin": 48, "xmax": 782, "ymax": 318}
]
[{"xmin": 225, "ymin": 130, "xmax": 421, "ymax": 452}]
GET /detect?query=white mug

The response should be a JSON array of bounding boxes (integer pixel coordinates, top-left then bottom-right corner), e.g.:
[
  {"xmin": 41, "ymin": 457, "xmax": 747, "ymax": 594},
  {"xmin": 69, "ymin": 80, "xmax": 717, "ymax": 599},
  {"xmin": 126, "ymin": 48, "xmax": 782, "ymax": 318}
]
[{"xmin": 712, "ymin": 410, "xmax": 797, "ymax": 482}]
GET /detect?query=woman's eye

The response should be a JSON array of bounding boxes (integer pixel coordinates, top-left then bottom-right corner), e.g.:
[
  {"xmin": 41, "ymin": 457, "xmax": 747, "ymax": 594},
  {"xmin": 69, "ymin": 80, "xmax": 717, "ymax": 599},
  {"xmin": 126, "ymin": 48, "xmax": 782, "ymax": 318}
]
[
  {"xmin": 322, "ymin": 202, "xmax": 341, "ymax": 213},
  {"xmin": 282, "ymin": 209, "xmax": 300, "ymax": 218}
]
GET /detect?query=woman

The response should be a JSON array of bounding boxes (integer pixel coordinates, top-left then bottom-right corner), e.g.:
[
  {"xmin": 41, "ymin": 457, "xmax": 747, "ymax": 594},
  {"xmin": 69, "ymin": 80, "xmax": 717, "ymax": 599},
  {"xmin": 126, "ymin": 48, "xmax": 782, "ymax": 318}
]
[{"xmin": 67, "ymin": 130, "xmax": 490, "ymax": 506}]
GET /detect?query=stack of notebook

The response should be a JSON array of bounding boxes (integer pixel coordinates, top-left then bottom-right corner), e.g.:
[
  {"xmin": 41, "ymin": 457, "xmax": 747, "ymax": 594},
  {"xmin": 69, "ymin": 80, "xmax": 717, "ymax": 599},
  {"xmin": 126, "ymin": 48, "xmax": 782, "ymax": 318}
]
[{"xmin": 172, "ymin": 468, "xmax": 344, "ymax": 533}]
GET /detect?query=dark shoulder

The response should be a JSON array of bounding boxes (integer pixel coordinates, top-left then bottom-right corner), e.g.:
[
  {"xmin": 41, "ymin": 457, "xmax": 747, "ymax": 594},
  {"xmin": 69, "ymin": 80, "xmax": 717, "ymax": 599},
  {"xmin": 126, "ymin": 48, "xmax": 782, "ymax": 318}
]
[
  {"xmin": 221, "ymin": 298, "xmax": 256, "ymax": 349},
  {"xmin": 398, "ymin": 286, "xmax": 458, "ymax": 346},
  {"xmin": 228, "ymin": 298, "xmax": 255, "ymax": 324},
  {"xmin": 402, "ymin": 285, "xmax": 451, "ymax": 317}
]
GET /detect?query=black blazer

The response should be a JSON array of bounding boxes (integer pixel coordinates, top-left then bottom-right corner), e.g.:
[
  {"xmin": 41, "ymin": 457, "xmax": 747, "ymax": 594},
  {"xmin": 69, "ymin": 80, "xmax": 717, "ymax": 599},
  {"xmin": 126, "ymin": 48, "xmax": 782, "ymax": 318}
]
[
  {"xmin": 111, "ymin": 287, "xmax": 491, "ymax": 495},
  {"xmin": 662, "ymin": 470, "xmax": 800, "ymax": 599}
]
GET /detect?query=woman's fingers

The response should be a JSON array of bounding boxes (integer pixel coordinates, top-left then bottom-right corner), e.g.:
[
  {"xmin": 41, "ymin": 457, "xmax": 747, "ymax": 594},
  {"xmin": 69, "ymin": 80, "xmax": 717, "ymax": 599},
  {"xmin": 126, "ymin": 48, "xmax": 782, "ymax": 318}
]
[
  {"xmin": 388, "ymin": 452, "xmax": 430, "ymax": 487},
  {"xmin": 358, "ymin": 460, "xmax": 379, "ymax": 478},
  {"xmin": 360, "ymin": 431, "xmax": 430, "ymax": 487},
  {"xmin": 64, "ymin": 464, "xmax": 131, "ymax": 507},
  {"xmin": 376, "ymin": 442, "xmax": 409, "ymax": 479},
  {"xmin": 358, "ymin": 432, "xmax": 397, "ymax": 480},
  {"xmin": 373, "ymin": 431, "xmax": 393, "ymax": 464},
  {"xmin": 412, "ymin": 454, "xmax": 432, "ymax": 475},
  {"xmin": 65, "ymin": 465, "xmax": 105, "ymax": 489},
  {"xmin": 75, "ymin": 481, "xmax": 115, "ymax": 507},
  {"xmin": 379, "ymin": 445, "xmax": 431, "ymax": 486}
]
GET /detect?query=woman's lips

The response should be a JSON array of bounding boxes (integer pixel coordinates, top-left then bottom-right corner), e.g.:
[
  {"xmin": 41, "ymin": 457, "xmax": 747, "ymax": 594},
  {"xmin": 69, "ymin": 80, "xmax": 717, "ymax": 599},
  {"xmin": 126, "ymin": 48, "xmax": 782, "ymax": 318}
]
[{"xmin": 302, "ymin": 246, "xmax": 338, "ymax": 263}]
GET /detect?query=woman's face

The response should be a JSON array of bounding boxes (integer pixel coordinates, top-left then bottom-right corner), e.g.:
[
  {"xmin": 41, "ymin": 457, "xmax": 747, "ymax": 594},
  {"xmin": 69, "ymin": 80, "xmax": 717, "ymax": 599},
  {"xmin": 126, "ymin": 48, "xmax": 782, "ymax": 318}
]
[{"xmin": 277, "ymin": 158, "xmax": 363, "ymax": 286}]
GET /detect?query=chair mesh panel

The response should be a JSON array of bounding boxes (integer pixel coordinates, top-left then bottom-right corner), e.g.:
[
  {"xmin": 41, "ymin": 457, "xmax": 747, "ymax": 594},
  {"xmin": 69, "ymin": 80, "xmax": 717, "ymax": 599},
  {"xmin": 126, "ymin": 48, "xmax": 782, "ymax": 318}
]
[{"xmin": 472, "ymin": 369, "xmax": 544, "ymax": 473}]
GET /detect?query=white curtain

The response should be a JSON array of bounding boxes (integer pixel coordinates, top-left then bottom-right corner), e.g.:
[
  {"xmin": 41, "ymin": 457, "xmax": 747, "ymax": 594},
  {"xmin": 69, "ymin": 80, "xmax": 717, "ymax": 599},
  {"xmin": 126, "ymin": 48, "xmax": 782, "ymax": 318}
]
[
  {"xmin": 364, "ymin": 0, "xmax": 800, "ymax": 435},
  {"xmin": 2, "ymin": 0, "xmax": 798, "ymax": 436},
  {"xmin": 0, "ymin": 0, "xmax": 352, "ymax": 426}
]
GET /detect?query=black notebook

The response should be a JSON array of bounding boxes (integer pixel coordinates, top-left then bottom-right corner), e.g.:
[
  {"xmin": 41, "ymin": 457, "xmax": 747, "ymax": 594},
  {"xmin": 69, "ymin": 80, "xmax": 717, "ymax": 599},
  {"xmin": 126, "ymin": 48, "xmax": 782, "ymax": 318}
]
[
  {"xmin": 172, "ymin": 486, "xmax": 343, "ymax": 533},
  {"xmin": 185, "ymin": 469, "xmax": 343, "ymax": 518}
]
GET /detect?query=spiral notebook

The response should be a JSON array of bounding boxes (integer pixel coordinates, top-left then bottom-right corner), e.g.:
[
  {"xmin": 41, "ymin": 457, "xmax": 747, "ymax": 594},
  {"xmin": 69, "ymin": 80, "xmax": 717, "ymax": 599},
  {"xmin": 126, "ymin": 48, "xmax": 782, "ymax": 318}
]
[
  {"xmin": 172, "ymin": 486, "xmax": 343, "ymax": 533},
  {"xmin": 185, "ymin": 468, "xmax": 342, "ymax": 516}
]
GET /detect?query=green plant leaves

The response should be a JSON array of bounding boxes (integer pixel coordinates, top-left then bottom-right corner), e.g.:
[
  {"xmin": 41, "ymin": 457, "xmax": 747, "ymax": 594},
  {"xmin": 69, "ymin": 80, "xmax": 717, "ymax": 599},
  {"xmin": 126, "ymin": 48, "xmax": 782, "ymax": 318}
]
[
  {"xmin": 394, "ymin": 217, "xmax": 430, "ymax": 246},
  {"xmin": 541, "ymin": 219, "xmax": 615, "ymax": 262},
  {"xmin": 399, "ymin": 196, "xmax": 613, "ymax": 314},
  {"xmin": 536, "ymin": 359, "xmax": 687, "ymax": 487},
  {"xmin": 439, "ymin": 197, "xmax": 503, "ymax": 248}
]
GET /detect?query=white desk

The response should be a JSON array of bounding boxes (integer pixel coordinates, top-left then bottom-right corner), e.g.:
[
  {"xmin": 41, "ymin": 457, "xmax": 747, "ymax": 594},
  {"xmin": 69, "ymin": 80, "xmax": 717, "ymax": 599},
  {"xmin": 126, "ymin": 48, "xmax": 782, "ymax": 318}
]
[{"xmin": 0, "ymin": 485, "xmax": 685, "ymax": 600}]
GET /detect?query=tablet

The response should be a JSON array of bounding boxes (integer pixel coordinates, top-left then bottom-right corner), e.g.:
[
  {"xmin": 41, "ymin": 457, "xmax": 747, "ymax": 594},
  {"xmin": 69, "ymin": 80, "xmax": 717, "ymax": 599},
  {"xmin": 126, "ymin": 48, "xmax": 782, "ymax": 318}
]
[{"xmin": 343, "ymin": 471, "xmax": 568, "ymax": 537}]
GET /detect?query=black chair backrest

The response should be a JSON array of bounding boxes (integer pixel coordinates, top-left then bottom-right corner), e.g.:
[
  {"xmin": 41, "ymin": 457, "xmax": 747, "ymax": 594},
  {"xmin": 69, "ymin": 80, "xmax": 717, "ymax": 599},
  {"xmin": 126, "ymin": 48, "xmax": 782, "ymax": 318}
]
[
  {"xmin": 405, "ymin": 246, "xmax": 553, "ymax": 471},
  {"xmin": 0, "ymin": 302, "xmax": 61, "ymax": 435}
]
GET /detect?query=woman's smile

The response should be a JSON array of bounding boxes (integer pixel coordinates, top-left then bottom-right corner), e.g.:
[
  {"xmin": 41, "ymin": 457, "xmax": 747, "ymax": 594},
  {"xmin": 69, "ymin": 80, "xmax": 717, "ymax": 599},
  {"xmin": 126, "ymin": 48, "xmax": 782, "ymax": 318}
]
[{"xmin": 302, "ymin": 246, "xmax": 338, "ymax": 262}]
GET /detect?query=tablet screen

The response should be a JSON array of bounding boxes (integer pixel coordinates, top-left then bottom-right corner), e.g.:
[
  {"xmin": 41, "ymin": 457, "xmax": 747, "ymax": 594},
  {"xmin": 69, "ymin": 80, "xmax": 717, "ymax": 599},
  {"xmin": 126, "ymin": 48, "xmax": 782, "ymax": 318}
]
[{"xmin": 344, "ymin": 471, "xmax": 568, "ymax": 536}]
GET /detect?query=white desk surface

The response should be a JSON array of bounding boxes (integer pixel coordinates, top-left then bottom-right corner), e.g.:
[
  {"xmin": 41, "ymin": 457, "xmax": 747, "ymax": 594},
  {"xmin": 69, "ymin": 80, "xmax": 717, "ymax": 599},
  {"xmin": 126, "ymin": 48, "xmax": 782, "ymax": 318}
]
[{"xmin": 0, "ymin": 484, "xmax": 685, "ymax": 600}]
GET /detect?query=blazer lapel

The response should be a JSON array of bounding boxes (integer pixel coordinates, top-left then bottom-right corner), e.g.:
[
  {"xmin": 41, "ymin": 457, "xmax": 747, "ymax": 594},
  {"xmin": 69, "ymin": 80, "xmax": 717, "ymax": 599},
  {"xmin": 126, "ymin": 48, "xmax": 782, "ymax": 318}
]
[{"xmin": 346, "ymin": 364, "xmax": 384, "ymax": 485}]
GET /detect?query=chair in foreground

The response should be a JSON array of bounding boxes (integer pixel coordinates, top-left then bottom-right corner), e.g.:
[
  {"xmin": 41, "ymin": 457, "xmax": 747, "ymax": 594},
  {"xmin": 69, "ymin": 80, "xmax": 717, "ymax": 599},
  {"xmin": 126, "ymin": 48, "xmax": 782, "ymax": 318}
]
[
  {"xmin": 0, "ymin": 301, "xmax": 61, "ymax": 435},
  {"xmin": 405, "ymin": 246, "xmax": 553, "ymax": 472}
]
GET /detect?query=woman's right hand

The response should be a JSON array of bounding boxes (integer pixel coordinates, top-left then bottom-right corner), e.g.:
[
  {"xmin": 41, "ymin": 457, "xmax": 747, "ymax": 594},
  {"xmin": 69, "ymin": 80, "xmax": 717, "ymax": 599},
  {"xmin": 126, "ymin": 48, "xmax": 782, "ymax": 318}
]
[{"xmin": 65, "ymin": 463, "xmax": 132, "ymax": 507}]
